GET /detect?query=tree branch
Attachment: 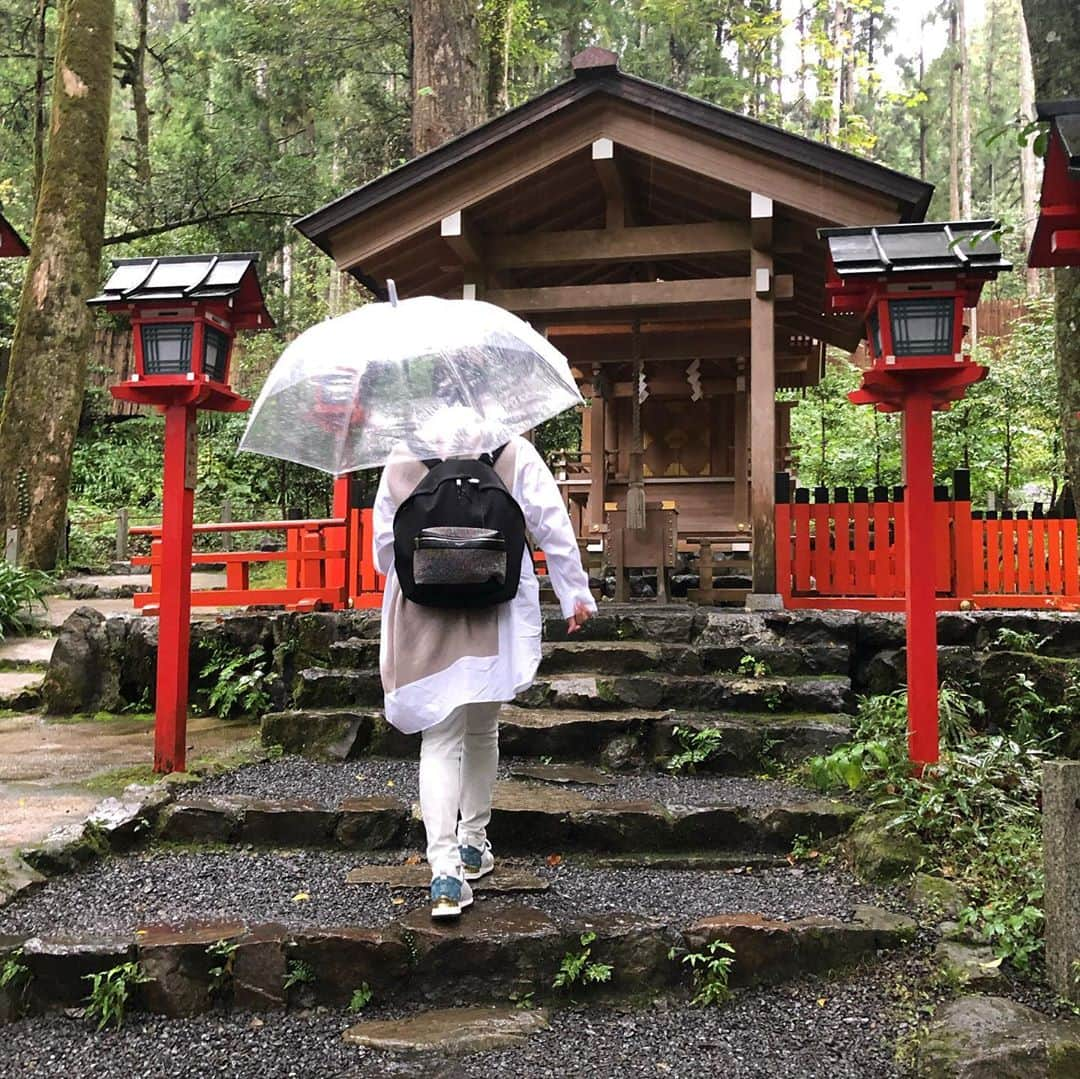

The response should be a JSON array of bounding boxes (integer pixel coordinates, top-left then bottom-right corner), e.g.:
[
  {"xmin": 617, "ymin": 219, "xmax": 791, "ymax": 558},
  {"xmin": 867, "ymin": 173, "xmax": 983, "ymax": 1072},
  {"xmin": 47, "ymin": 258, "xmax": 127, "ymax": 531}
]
[{"xmin": 104, "ymin": 207, "xmax": 297, "ymax": 246}]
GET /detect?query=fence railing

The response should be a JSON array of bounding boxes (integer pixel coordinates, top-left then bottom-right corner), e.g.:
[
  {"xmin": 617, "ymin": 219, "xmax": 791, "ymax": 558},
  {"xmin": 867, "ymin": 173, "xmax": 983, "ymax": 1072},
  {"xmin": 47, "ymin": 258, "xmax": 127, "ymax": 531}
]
[
  {"xmin": 130, "ymin": 509, "xmax": 385, "ymax": 613},
  {"xmin": 775, "ymin": 471, "xmax": 1080, "ymax": 611}
]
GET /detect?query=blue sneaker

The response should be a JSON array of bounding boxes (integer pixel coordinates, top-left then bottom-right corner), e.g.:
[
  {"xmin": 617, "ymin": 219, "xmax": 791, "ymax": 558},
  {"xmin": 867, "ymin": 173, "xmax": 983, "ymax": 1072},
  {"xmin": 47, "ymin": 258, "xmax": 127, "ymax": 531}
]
[
  {"xmin": 430, "ymin": 875, "xmax": 473, "ymax": 919},
  {"xmin": 460, "ymin": 843, "xmax": 495, "ymax": 881}
]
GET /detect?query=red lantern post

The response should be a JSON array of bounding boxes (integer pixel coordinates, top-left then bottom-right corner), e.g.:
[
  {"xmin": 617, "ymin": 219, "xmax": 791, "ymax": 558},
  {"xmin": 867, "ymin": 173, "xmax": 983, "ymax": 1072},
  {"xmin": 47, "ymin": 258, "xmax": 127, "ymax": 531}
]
[
  {"xmin": 89, "ymin": 255, "xmax": 272, "ymax": 773},
  {"xmin": 819, "ymin": 223, "xmax": 1011, "ymax": 767}
]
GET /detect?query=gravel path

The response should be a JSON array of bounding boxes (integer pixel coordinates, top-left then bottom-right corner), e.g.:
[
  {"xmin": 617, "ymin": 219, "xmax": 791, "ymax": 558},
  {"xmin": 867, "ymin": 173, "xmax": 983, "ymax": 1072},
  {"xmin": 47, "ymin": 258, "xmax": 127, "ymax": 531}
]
[
  {"xmin": 0, "ymin": 848, "xmax": 884, "ymax": 936},
  {"xmin": 0, "ymin": 962, "xmax": 912, "ymax": 1079},
  {"xmin": 183, "ymin": 756, "xmax": 820, "ymax": 809}
]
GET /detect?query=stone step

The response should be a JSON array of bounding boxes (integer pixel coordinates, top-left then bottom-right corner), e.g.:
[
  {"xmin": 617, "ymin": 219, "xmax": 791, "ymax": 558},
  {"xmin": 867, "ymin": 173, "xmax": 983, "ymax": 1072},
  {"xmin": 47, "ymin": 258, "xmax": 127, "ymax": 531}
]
[
  {"xmin": 0, "ymin": 670, "xmax": 44, "ymax": 711},
  {"xmin": 0, "ymin": 636, "xmax": 54, "ymax": 673},
  {"xmin": 0, "ymin": 900, "xmax": 914, "ymax": 1019},
  {"xmin": 518, "ymin": 673, "xmax": 853, "ymax": 715},
  {"xmin": 153, "ymin": 782, "xmax": 856, "ymax": 855},
  {"xmin": 327, "ymin": 637, "xmax": 851, "ymax": 678},
  {"xmin": 291, "ymin": 668, "xmax": 853, "ymax": 715},
  {"xmin": 261, "ymin": 706, "xmax": 851, "ymax": 771}
]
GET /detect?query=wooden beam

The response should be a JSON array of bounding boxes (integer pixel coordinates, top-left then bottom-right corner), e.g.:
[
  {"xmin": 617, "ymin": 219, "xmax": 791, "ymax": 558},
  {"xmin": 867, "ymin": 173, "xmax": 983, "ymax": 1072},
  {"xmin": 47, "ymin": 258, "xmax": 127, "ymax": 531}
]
[
  {"xmin": 486, "ymin": 275, "xmax": 793, "ymax": 314},
  {"xmin": 751, "ymin": 192, "xmax": 773, "ymax": 250},
  {"xmin": 586, "ymin": 376, "xmax": 738, "ymax": 398},
  {"xmin": 486, "ymin": 222, "xmax": 752, "ymax": 269},
  {"xmin": 592, "ymin": 138, "xmax": 632, "ymax": 229},
  {"xmin": 440, "ymin": 210, "xmax": 484, "ymax": 266}
]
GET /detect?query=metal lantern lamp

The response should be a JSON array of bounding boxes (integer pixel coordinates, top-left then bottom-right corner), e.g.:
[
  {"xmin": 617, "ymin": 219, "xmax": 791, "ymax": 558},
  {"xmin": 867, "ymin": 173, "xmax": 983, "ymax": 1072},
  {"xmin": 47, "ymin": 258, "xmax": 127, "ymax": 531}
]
[
  {"xmin": 819, "ymin": 222, "xmax": 1011, "ymax": 768},
  {"xmin": 89, "ymin": 254, "xmax": 272, "ymax": 774}
]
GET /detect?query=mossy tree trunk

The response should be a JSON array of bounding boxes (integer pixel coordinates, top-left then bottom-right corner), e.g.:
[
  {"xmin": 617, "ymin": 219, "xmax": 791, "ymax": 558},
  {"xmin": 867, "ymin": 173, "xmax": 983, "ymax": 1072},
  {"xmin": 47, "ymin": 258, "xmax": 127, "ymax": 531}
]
[
  {"xmin": 409, "ymin": 0, "xmax": 484, "ymax": 155},
  {"xmin": 0, "ymin": 0, "xmax": 115, "ymax": 569},
  {"xmin": 1021, "ymin": 0, "xmax": 1080, "ymax": 508}
]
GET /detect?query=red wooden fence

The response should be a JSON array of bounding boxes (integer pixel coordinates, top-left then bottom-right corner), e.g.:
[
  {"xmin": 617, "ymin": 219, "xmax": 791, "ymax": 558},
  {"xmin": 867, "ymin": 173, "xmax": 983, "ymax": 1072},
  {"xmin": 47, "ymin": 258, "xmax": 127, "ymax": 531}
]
[
  {"xmin": 776, "ymin": 472, "xmax": 1080, "ymax": 611},
  {"xmin": 131, "ymin": 509, "xmax": 386, "ymax": 613}
]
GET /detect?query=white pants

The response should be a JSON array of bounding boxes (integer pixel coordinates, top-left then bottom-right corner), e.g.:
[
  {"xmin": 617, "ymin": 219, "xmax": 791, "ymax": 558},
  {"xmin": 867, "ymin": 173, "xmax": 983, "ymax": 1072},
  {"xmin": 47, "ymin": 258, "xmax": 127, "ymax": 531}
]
[{"xmin": 419, "ymin": 701, "xmax": 501, "ymax": 879}]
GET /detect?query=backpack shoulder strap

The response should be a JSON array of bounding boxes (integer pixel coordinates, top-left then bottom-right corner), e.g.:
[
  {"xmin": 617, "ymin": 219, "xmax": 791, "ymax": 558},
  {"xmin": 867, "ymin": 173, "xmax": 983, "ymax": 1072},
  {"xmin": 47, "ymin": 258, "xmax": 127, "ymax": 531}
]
[
  {"xmin": 422, "ymin": 457, "xmax": 443, "ymax": 471},
  {"xmin": 478, "ymin": 443, "xmax": 509, "ymax": 468}
]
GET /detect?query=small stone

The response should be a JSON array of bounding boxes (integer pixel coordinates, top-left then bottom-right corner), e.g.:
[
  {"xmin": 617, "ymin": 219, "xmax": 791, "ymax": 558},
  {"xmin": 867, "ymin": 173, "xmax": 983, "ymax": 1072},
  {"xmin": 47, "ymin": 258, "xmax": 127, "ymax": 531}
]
[
  {"xmin": 846, "ymin": 812, "xmax": 926, "ymax": 882},
  {"xmin": 601, "ymin": 734, "xmax": 641, "ymax": 772},
  {"xmin": 910, "ymin": 873, "xmax": 965, "ymax": 918},
  {"xmin": 342, "ymin": 1005, "xmax": 549, "ymax": 1054},
  {"xmin": 934, "ymin": 940, "xmax": 1003, "ymax": 991}
]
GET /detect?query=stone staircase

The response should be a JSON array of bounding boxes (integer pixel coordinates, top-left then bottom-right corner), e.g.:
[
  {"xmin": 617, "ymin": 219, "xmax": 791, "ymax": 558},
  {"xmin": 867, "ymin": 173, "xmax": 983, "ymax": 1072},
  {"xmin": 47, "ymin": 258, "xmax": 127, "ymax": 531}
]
[{"xmin": 1, "ymin": 605, "xmax": 921, "ymax": 1068}]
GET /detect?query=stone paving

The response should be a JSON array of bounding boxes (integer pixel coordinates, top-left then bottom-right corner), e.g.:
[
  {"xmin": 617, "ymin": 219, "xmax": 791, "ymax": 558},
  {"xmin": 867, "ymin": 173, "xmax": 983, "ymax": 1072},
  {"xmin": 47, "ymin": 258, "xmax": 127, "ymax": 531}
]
[{"xmin": 0, "ymin": 712, "xmax": 256, "ymax": 848}]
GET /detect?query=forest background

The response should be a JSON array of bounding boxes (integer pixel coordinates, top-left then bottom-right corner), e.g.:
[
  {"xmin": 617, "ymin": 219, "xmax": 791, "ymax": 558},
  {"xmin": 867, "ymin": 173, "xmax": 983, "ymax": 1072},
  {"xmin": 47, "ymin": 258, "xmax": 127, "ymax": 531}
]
[{"xmin": 0, "ymin": 0, "xmax": 1067, "ymax": 568}]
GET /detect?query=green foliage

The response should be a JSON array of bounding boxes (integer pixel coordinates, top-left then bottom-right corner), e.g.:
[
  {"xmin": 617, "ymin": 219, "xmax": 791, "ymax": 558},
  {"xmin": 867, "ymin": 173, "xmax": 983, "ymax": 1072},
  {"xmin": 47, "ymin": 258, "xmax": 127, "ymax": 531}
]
[
  {"xmin": 283, "ymin": 959, "xmax": 316, "ymax": 992},
  {"xmin": 802, "ymin": 683, "xmax": 1049, "ymax": 972},
  {"xmin": 669, "ymin": 940, "xmax": 736, "ymax": 1007},
  {"xmin": 737, "ymin": 655, "xmax": 770, "ymax": 678},
  {"xmin": 207, "ymin": 939, "xmax": 239, "ymax": 1001},
  {"xmin": 0, "ymin": 561, "xmax": 48, "ymax": 640},
  {"xmin": 199, "ymin": 643, "xmax": 271, "ymax": 720},
  {"xmin": 0, "ymin": 949, "xmax": 31, "ymax": 1005},
  {"xmin": 789, "ymin": 833, "xmax": 835, "ymax": 867},
  {"xmin": 667, "ymin": 725, "xmax": 726, "ymax": 774},
  {"xmin": 992, "ymin": 627, "xmax": 1047, "ymax": 653},
  {"xmin": 348, "ymin": 983, "xmax": 374, "ymax": 1012},
  {"xmin": 787, "ymin": 304, "xmax": 1061, "ymax": 507},
  {"xmin": 83, "ymin": 961, "xmax": 149, "ymax": 1031},
  {"xmin": 553, "ymin": 931, "xmax": 613, "ymax": 992}
]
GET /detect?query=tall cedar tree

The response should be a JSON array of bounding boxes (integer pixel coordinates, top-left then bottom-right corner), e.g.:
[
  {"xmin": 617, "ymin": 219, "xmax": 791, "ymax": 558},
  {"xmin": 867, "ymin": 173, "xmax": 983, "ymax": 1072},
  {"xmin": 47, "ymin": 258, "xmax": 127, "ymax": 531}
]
[
  {"xmin": 0, "ymin": 0, "xmax": 115, "ymax": 568},
  {"xmin": 1020, "ymin": 0, "xmax": 1080, "ymax": 507},
  {"xmin": 410, "ymin": 0, "xmax": 485, "ymax": 155}
]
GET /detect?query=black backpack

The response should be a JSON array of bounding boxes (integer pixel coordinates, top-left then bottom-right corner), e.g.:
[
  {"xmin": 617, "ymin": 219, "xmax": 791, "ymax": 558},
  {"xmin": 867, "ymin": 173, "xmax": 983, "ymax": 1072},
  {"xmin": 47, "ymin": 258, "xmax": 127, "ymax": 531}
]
[{"xmin": 392, "ymin": 445, "xmax": 527, "ymax": 609}]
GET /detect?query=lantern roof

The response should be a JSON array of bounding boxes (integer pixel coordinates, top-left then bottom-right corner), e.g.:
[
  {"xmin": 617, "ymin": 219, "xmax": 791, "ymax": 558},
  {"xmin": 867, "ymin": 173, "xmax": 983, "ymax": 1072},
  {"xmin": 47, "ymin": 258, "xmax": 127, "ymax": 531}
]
[
  {"xmin": 0, "ymin": 208, "xmax": 28, "ymax": 257},
  {"xmin": 1029, "ymin": 101, "xmax": 1080, "ymax": 268},
  {"xmin": 88, "ymin": 253, "xmax": 274, "ymax": 329},
  {"xmin": 818, "ymin": 221, "xmax": 1011, "ymax": 279},
  {"xmin": 1037, "ymin": 100, "xmax": 1080, "ymax": 179}
]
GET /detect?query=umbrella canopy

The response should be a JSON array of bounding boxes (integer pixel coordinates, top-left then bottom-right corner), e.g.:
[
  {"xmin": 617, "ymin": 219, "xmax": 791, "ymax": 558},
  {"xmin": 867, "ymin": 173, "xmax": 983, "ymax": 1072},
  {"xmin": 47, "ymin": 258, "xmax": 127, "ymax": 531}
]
[{"xmin": 239, "ymin": 296, "xmax": 583, "ymax": 474}]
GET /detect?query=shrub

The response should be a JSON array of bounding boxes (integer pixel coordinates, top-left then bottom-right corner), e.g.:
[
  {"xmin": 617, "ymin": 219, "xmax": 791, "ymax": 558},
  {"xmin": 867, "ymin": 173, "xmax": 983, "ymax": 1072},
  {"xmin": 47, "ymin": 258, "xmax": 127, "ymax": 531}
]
[{"xmin": 0, "ymin": 561, "xmax": 48, "ymax": 640}]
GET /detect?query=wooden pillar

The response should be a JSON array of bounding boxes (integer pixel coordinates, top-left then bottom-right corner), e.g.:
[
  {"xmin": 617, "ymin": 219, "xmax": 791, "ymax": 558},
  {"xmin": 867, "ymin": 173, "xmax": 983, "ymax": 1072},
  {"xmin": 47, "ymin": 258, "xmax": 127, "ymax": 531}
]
[
  {"xmin": 733, "ymin": 367, "xmax": 749, "ymax": 530},
  {"xmin": 749, "ymin": 193, "xmax": 777, "ymax": 600},
  {"xmin": 587, "ymin": 367, "xmax": 608, "ymax": 531}
]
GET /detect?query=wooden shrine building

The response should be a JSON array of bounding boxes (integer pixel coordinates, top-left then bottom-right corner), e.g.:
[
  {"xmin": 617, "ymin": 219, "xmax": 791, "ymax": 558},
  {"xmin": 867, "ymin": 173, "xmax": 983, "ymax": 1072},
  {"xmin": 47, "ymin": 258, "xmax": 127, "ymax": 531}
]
[{"xmin": 295, "ymin": 48, "xmax": 931, "ymax": 599}]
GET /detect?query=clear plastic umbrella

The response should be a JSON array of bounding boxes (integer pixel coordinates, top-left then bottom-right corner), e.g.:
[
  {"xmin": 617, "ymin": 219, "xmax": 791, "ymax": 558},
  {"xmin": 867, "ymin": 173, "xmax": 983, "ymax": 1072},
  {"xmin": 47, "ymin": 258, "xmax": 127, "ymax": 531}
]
[{"xmin": 239, "ymin": 293, "xmax": 583, "ymax": 474}]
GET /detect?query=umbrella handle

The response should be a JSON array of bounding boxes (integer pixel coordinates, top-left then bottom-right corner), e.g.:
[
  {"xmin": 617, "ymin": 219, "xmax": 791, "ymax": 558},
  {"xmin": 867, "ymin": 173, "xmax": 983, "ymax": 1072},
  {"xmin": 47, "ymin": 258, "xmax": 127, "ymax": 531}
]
[{"xmin": 387, "ymin": 279, "xmax": 399, "ymax": 307}]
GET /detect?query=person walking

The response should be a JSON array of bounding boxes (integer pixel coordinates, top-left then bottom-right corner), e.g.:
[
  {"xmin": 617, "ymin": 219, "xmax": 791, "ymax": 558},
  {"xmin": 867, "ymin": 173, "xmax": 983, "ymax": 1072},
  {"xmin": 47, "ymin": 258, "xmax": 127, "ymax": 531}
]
[{"xmin": 373, "ymin": 413, "xmax": 595, "ymax": 918}]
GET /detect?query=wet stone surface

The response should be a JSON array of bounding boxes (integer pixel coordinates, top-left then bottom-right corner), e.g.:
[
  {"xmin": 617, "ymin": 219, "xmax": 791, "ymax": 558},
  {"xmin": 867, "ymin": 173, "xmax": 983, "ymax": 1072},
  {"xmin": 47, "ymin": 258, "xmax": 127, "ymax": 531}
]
[
  {"xmin": 343, "ymin": 1005, "xmax": 550, "ymax": 1054},
  {"xmin": 0, "ymin": 846, "xmax": 889, "ymax": 937},
  {"xmin": 181, "ymin": 755, "xmax": 820, "ymax": 811}
]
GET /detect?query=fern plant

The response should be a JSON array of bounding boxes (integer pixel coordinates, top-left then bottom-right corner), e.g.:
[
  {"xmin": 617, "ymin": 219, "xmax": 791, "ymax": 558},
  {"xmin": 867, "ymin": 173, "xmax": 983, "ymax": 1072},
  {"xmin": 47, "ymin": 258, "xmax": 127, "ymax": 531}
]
[
  {"xmin": 670, "ymin": 940, "xmax": 736, "ymax": 1006},
  {"xmin": 83, "ymin": 961, "xmax": 149, "ymax": 1031},
  {"xmin": 200, "ymin": 644, "xmax": 271, "ymax": 719},
  {"xmin": 667, "ymin": 725, "xmax": 726, "ymax": 774},
  {"xmin": 0, "ymin": 949, "xmax": 32, "ymax": 1012},
  {"xmin": 553, "ymin": 931, "xmax": 613, "ymax": 992}
]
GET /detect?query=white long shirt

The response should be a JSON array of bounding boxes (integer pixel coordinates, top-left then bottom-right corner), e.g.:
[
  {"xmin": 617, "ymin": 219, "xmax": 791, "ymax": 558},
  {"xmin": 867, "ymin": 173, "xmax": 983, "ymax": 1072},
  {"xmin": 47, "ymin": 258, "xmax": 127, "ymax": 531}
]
[{"xmin": 372, "ymin": 436, "xmax": 596, "ymax": 733}]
